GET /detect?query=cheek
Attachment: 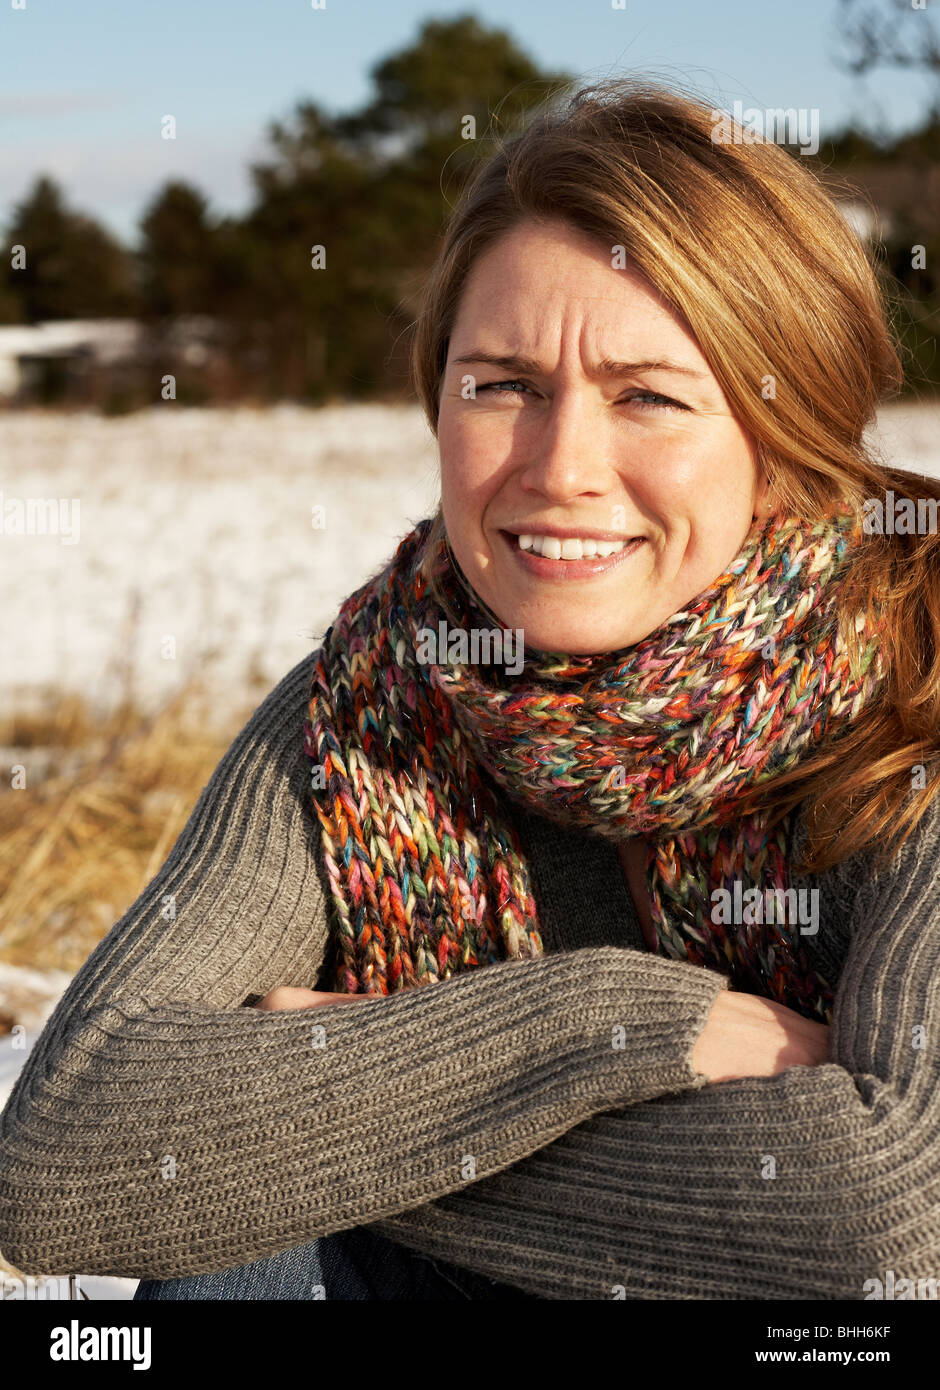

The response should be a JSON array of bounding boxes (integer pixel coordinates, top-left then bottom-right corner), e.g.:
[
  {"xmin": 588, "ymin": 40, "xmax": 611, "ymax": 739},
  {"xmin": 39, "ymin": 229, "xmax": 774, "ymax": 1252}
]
[
  {"xmin": 438, "ymin": 414, "xmax": 502, "ymax": 533},
  {"xmin": 632, "ymin": 422, "xmax": 754, "ymax": 513},
  {"xmin": 614, "ymin": 434, "xmax": 704, "ymax": 526}
]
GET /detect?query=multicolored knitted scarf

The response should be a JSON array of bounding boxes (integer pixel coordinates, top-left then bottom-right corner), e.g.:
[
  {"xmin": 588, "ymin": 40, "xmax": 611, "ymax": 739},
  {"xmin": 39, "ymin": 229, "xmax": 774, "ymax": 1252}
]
[{"xmin": 303, "ymin": 508, "xmax": 885, "ymax": 1022}]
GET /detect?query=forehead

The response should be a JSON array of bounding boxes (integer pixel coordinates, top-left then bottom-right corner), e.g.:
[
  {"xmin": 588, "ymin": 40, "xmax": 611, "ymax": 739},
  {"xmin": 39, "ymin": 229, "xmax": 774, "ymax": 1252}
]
[{"xmin": 451, "ymin": 219, "xmax": 706, "ymax": 369}]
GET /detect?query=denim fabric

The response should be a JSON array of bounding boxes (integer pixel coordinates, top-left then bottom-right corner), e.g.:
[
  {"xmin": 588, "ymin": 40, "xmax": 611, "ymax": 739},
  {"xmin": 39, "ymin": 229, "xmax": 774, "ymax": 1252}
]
[{"xmin": 133, "ymin": 1224, "xmax": 536, "ymax": 1300}]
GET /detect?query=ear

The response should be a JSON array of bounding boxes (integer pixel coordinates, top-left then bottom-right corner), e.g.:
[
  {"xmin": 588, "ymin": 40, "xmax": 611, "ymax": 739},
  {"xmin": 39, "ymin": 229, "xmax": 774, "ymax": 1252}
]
[{"xmin": 752, "ymin": 473, "xmax": 774, "ymax": 521}]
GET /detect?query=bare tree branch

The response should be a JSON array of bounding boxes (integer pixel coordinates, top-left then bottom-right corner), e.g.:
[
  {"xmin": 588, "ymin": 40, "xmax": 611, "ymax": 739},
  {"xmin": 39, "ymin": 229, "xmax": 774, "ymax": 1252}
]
[{"xmin": 833, "ymin": 0, "xmax": 940, "ymax": 77}]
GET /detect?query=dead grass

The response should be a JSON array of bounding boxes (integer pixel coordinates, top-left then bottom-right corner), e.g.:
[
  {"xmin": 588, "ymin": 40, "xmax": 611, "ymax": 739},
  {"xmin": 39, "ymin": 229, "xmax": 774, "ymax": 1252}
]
[
  {"xmin": 0, "ymin": 596, "xmax": 271, "ymax": 975},
  {"xmin": 0, "ymin": 679, "xmax": 242, "ymax": 973}
]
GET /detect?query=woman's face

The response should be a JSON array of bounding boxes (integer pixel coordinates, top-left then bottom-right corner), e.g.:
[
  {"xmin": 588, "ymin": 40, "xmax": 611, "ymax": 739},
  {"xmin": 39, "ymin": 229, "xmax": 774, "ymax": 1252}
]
[{"xmin": 437, "ymin": 216, "xmax": 772, "ymax": 654}]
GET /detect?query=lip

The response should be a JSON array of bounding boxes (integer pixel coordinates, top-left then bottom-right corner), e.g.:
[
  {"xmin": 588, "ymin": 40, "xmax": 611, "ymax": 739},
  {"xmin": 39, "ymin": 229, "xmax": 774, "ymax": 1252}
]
[
  {"xmin": 503, "ymin": 524, "xmax": 639, "ymax": 542},
  {"xmin": 499, "ymin": 528, "xmax": 646, "ymax": 580}
]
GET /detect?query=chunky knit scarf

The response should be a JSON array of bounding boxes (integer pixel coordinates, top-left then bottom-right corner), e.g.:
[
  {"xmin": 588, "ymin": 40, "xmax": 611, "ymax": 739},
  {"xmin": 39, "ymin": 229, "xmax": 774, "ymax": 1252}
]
[{"xmin": 303, "ymin": 508, "xmax": 884, "ymax": 1023}]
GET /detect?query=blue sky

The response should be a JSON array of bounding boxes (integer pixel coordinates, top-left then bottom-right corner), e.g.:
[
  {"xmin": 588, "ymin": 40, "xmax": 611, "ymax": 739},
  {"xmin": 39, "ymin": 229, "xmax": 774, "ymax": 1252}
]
[{"xmin": 0, "ymin": 0, "xmax": 933, "ymax": 250}]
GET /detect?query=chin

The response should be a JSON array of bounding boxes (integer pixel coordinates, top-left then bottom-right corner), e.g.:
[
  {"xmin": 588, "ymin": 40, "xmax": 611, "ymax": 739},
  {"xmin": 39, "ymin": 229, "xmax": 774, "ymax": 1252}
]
[{"xmin": 516, "ymin": 618, "xmax": 641, "ymax": 657}]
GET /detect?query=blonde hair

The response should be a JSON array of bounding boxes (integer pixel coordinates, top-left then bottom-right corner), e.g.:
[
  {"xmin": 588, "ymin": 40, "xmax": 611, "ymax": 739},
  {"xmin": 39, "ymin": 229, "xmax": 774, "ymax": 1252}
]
[{"xmin": 407, "ymin": 77, "xmax": 940, "ymax": 873}]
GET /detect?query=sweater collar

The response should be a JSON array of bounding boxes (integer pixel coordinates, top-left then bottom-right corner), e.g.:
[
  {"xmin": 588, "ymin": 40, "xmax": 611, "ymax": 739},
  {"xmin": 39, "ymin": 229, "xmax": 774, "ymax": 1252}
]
[
  {"xmin": 507, "ymin": 800, "xmax": 647, "ymax": 954},
  {"xmin": 508, "ymin": 799, "xmax": 837, "ymax": 985}
]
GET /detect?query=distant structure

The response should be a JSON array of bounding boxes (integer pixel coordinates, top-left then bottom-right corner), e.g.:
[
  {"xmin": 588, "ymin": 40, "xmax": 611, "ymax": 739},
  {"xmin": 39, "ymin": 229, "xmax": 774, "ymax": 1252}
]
[
  {"xmin": 0, "ymin": 320, "xmax": 143, "ymax": 399},
  {"xmin": 0, "ymin": 317, "xmax": 218, "ymax": 402}
]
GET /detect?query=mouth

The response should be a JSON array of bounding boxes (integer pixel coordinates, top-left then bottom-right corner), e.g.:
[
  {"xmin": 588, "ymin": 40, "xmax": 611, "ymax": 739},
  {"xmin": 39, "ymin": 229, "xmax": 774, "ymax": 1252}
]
[{"xmin": 499, "ymin": 527, "xmax": 646, "ymax": 579}]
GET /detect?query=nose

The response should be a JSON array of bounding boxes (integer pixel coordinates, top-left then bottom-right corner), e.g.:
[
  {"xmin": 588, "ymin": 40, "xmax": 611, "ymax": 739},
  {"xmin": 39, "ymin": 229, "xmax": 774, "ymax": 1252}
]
[{"xmin": 516, "ymin": 386, "xmax": 616, "ymax": 503}]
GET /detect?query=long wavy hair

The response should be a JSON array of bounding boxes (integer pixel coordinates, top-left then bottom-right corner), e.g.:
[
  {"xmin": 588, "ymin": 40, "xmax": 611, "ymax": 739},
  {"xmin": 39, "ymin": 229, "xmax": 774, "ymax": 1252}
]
[{"xmin": 407, "ymin": 77, "xmax": 940, "ymax": 874}]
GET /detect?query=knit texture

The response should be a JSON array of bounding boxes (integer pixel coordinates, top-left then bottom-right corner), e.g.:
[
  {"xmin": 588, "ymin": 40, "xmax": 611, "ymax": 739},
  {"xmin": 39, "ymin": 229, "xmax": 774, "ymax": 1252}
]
[
  {"xmin": 0, "ymin": 653, "xmax": 938, "ymax": 1298},
  {"xmin": 304, "ymin": 508, "xmax": 884, "ymax": 1021},
  {"xmin": 373, "ymin": 790, "xmax": 940, "ymax": 1300}
]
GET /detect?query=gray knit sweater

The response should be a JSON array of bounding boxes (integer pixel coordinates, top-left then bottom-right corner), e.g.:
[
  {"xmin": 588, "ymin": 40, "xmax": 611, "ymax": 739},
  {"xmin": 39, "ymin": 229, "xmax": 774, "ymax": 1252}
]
[{"xmin": 1, "ymin": 652, "xmax": 938, "ymax": 1299}]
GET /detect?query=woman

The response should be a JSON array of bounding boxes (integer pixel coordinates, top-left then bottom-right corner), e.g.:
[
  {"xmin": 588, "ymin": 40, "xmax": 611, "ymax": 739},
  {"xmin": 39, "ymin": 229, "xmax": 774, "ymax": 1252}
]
[{"xmin": 2, "ymin": 78, "xmax": 940, "ymax": 1302}]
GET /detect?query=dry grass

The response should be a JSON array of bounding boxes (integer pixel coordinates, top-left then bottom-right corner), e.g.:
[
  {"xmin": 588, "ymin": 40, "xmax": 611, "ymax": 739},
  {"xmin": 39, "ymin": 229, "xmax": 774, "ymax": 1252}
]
[
  {"xmin": 0, "ymin": 681, "xmax": 241, "ymax": 974},
  {"xmin": 0, "ymin": 609, "xmax": 269, "ymax": 975}
]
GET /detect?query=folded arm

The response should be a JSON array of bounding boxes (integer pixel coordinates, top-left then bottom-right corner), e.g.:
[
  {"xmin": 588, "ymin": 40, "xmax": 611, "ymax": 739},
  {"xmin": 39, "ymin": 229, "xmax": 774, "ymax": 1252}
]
[
  {"xmin": 0, "ymin": 654, "xmax": 727, "ymax": 1280},
  {"xmin": 371, "ymin": 795, "xmax": 940, "ymax": 1299}
]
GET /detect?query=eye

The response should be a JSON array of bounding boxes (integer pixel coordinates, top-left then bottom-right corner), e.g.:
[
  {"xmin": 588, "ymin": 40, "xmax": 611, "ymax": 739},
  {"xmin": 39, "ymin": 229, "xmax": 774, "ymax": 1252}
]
[
  {"xmin": 624, "ymin": 390, "xmax": 689, "ymax": 412},
  {"xmin": 475, "ymin": 379, "xmax": 531, "ymax": 396},
  {"xmin": 473, "ymin": 381, "xmax": 689, "ymax": 410}
]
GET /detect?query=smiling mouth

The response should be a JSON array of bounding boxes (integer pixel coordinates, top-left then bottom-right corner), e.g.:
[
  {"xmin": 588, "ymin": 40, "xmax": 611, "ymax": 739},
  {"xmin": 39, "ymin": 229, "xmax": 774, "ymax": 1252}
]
[
  {"xmin": 501, "ymin": 529, "xmax": 644, "ymax": 561},
  {"xmin": 498, "ymin": 529, "xmax": 647, "ymax": 581}
]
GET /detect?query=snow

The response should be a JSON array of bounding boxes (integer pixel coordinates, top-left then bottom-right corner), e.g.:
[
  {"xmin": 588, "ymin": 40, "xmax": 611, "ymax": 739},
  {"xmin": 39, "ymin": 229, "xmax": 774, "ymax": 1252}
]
[
  {"xmin": 0, "ymin": 402, "xmax": 441, "ymax": 729},
  {"xmin": 0, "ymin": 963, "xmax": 73, "ymax": 1115}
]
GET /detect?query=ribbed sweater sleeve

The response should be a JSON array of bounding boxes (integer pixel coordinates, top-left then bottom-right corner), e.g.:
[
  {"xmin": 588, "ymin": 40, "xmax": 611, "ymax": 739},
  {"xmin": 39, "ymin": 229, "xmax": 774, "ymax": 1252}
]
[
  {"xmin": 370, "ymin": 794, "xmax": 940, "ymax": 1299},
  {"xmin": 0, "ymin": 654, "xmax": 727, "ymax": 1280}
]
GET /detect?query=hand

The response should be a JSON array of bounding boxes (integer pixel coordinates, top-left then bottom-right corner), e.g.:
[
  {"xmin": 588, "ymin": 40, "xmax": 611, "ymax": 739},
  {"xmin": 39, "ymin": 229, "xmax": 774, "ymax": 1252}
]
[
  {"xmin": 253, "ymin": 986, "xmax": 376, "ymax": 1010},
  {"xmin": 691, "ymin": 989, "xmax": 830, "ymax": 1082}
]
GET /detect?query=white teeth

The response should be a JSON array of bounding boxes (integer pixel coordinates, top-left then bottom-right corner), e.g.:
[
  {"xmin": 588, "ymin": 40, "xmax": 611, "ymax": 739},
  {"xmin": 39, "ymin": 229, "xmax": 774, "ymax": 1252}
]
[{"xmin": 516, "ymin": 533, "xmax": 630, "ymax": 559}]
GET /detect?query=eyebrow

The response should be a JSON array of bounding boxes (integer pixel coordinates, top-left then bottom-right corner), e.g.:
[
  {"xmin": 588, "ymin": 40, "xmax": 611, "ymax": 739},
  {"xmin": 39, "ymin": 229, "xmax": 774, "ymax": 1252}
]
[{"xmin": 449, "ymin": 350, "xmax": 710, "ymax": 380}]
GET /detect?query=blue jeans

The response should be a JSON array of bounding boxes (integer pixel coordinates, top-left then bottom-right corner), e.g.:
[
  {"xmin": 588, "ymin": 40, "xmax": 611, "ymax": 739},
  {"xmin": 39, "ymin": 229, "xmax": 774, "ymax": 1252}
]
[{"xmin": 133, "ymin": 1225, "xmax": 536, "ymax": 1300}]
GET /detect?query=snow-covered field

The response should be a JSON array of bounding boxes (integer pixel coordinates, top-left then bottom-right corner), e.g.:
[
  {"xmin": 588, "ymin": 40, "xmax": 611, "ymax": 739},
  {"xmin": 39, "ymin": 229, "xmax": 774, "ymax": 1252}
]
[
  {"xmin": 866, "ymin": 400, "xmax": 940, "ymax": 482},
  {"xmin": 1, "ymin": 397, "xmax": 938, "ymax": 1298},
  {"xmin": 0, "ymin": 402, "xmax": 442, "ymax": 730}
]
